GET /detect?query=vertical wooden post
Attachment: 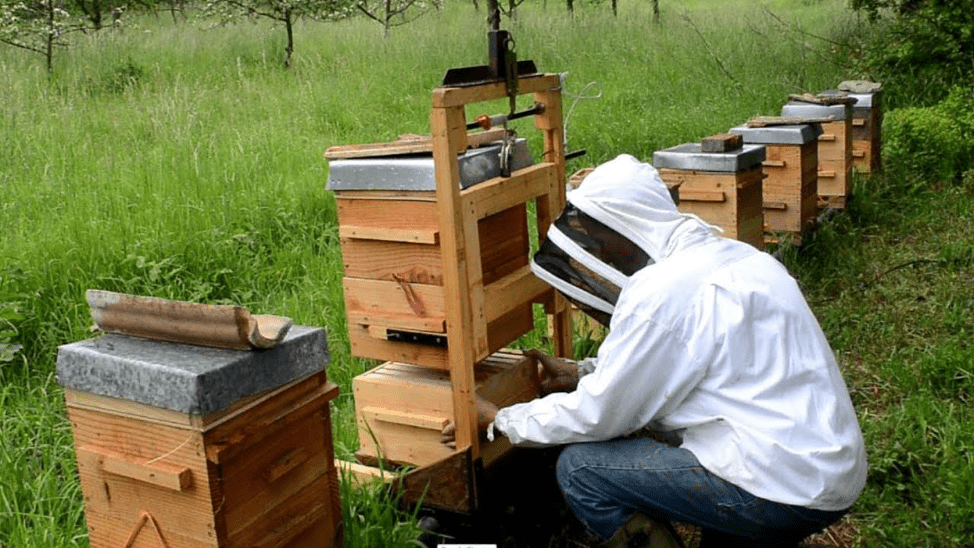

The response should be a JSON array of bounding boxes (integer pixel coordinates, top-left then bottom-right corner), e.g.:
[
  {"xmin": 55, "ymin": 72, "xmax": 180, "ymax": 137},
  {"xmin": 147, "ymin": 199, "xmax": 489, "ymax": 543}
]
[
  {"xmin": 534, "ymin": 86, "xmax": 573, "ymax": 358},
  {"xmin": 431, "ymin": 100, "xmax": 483, "ymax": 458}
]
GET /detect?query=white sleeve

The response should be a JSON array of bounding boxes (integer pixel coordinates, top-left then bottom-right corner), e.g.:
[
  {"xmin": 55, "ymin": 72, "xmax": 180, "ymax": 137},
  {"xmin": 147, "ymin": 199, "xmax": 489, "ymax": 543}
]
[{"xmin": 493, "ymin": 307, "xmax": 708, "ymax": 446}]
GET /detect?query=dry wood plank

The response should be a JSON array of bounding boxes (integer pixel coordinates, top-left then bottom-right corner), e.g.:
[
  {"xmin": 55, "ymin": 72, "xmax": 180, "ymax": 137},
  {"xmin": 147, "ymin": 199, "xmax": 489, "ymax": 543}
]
[
  {"xmin": 324, "ymin": 128, "xmax": 506, "ymax": 159},
  {"xmin": 433, "ymin": 74, "xmax": 561, "ymax": 108},
  {"xmin": 339, "ymin": 225, "xmax": 439, "ymax": 244},
  {"xmin": 701, "ymin": 133, "xmax": 743, "ymax": 153}
]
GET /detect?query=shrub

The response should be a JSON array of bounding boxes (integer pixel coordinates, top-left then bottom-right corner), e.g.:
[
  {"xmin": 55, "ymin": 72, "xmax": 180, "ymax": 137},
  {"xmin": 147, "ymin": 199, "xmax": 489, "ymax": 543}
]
[{"xmin": 882, "ymin": 105, "xmax": 964, "ymax": 191}]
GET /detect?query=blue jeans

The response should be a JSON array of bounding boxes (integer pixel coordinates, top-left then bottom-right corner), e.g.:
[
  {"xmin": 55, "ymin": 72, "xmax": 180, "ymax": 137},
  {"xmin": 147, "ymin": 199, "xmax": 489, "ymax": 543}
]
[{"xmin": 556, "ymin": 437, "xmax": 848, "ymax": 547}]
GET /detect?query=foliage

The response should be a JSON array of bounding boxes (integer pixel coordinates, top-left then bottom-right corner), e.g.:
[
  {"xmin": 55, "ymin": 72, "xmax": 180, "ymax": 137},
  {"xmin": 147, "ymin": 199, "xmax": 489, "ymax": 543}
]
[
  {"xmin": 881, "ymin": 85, "xmax": 974, "ymax": 191},
  {"xmin": 849, "ymin": 0, "xmax": 974, "ymax": 107}
]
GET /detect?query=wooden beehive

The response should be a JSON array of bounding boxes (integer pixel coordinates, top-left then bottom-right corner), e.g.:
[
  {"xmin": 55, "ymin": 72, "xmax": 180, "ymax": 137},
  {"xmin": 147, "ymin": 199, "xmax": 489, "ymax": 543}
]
[
  {"xmin": 782, "ymin": 101, "xmax": 853, "ymax": 208},
  {"xmin": 730, "ymin": 123, "xmax": 821, "ymax": 238},
  {"xmin": 353, "ymin": 349, "xmax": 537, "ymax": 468},
  {"xmin": 326, "ymin": 137, "xmax": 538, "ymax": 371},
  {"xmin": 848, "ymin": 90, "xmax": 883, "ymax": 173},
  {"xmin": 57, "ymin": 328, "xmax": 342, "ymax": 548},
  {"xmin": 653, "ymin": 142, "xmax": 766, "ymax": 250}
]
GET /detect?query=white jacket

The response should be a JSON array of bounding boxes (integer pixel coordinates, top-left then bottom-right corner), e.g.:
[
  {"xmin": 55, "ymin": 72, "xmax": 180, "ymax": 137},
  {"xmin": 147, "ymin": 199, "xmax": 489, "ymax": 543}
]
[{"xmin": 494, "ymin": 154, "xmax": 867, "ymax": 511}]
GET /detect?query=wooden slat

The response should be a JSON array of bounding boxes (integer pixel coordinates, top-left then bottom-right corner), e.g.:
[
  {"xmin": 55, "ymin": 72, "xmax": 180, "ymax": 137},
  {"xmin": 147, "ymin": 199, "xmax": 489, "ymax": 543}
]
[
  {"xmin": 484, "ymin": 265, "xmax": 551, "ymax": 323},
  {"xmin": 432, "ymin": 74, "xmax": 561, "ymax": 108},
  {"xmin": 762, "ymin": 159, "xmax": 787, "ymax": 168},
  {"xmin": 362, "ymin": 406, "xmax": 450, "ymax": 430},
  {"xmin": 461, "ymin": 163, "xmax": 557, "ymax": 219},
  {"xmin": 680, "ymin": 190, "xmax": 726, "ymax": 203},
  {"xmin": 339, "ymin": 225, "xmax": 439, "ymax": 244}
]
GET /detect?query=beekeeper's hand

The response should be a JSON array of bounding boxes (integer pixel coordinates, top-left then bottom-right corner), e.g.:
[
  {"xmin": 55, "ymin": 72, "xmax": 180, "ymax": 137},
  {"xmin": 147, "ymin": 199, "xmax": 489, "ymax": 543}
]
[
  {"xmin": 440, "ymin": 397, "xmax": 499, "ymax": 448},
  {"xmin": 524, "ymin": 349, "xmax": 580, "ymax": 395}
]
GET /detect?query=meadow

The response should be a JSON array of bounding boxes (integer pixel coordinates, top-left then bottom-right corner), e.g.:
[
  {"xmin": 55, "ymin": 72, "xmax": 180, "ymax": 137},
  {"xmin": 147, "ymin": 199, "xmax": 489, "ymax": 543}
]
[{"xmin": 2, "ymin": 0, "xmax": 973, "ymax": 546}]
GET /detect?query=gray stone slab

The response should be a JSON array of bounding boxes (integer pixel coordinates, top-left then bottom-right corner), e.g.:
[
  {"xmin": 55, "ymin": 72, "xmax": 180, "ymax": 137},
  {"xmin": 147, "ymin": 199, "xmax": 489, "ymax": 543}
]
[
  {"xmin": 729, "ymin": 124, "xmax": 822, "ymax": 145},
  {"xmin": 56, "ymin": 325, "xmax": 328, "ymax": 415},
  {"xmin": 781, "ymin": 102, "xmax": 851, "ymax": 121},
  {"xmin": 652, "ymin": 143, "xmax": 765, "ymax": 172},
  {"xmin": 326, "ymin": 139, "xmax": 533, "ymax": 191}
]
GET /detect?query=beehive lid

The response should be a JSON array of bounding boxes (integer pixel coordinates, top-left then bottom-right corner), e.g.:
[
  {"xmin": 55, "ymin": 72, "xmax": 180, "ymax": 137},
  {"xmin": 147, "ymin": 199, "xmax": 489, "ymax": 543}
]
[
  {"xmin": 847, "ymin": 91, "xmax": 881, "ymax": 109},
  {"xmin": 729, "ymin": 123, "xmax": 823, "ymax": 145},
  {"xmin": 326, "ymin": 139, "xmax": 533, "ymax": 191},
  {"xmin": 652, "ymin": 143, "xmax": 766, "ymax": 172},
  {"xmin": 56, "ymin": 325, "xmax": 329, "ymax": 415},
  {"xmin": 781, "ymin": 101, "xmax": 851, "ymax": 121}
]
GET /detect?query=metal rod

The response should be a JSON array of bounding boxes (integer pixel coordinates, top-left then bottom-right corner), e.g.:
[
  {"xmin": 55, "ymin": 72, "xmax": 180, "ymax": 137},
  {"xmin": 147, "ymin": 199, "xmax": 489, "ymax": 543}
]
[{"xmin": 467, "ymin": 102, "xmax": 545, "ymax": 131}]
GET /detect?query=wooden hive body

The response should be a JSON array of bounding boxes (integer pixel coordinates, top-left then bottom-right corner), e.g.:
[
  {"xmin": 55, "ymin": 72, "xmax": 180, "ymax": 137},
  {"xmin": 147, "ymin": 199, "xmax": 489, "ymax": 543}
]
[
  {"xmin": 334, "ymin": 192, "xmax": 533, "ymax": 371},
  {"xmin": 849, "ymin": 91, "xmax": 883, "ymax": 173},
  {"xmin": 657, "ymin": 166, "xmax": 765, "ymax": 250},
  {"xmin": 816, "ymin": 119, "xmax": 853, "ymax": 207},
  {"xmin": 65, "ymin": 372, "xmax": 342, "ymax": 548},
  {"xmin": 761, "ymin": 142, "xmax": 819, "ymax": 234},
  {"xmin": 353, "ymin": 350, "xmax": 537, "ymax": 468}
]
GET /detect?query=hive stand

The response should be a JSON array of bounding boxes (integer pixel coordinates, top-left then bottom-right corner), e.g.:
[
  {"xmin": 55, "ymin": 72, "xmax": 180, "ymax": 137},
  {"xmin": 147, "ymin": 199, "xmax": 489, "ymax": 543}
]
[
  {"xmin": 339, "ymin": 73, "xmax": 573, "ymax": 513},
  {"xmin": 430, "ymin": 74, "xmax": 572, "ymax": 460}
]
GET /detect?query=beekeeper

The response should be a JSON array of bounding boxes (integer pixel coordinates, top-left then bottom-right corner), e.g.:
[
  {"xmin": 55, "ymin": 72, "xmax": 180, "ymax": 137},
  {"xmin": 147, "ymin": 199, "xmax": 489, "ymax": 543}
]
[{"xmin": 447, "ymin": 154, "xmax": 867, "ymax": 546}]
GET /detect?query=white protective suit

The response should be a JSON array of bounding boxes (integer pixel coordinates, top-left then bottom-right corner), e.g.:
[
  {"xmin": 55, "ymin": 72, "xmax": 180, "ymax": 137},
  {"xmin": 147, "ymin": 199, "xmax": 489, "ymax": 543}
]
[{"xmin": 494, "ymin": 154, "xmax": 868, "ymax": 511}]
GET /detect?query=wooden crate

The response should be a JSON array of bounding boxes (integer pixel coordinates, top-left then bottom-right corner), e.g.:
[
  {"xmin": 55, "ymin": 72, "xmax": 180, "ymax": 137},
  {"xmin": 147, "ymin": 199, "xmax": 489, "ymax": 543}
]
[
  {"xmin": 817, "ymin": 119, "xmax": 853, "ymax": 207},
  {"xmin": 65, "ymin": 372, "xmax": 342, "ymax": 548},
  {"xmin": 335, "ymin": 194, "xmax": 534, "ymax": 370},
  {"xmin": 353, "ymin": 350, "xmax": 537, "ymax": 468},
  {"xmin": 761, "ymin": 141, "xmax": 819, "ymax": 234},
  {"xmin": 658, "ymin": 166, "xmax": 765, "ymax": 250}
]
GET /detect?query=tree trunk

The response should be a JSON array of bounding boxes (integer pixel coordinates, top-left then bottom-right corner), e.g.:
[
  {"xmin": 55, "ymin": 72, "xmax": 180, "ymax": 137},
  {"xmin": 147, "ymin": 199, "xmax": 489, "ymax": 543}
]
[
  {"xmin": 611, "ymin": 0, "xmax": 617, "ymax": 17},
  {"xmin": 566, "ymin": 0, "xmax": 573, "ymax": 18},
  {"xmin": 383, "ymin": 0, "xmax": 391, "ymax": 38},
  {"xmin": 284, "ymin": 8, "xmax": 294, "ymax": 67},
  {"xmin": 45, "ymin": 0, "xmax": 55, "ymax": 71},
  {"xmin": 653, "ymin": 0, "xmax": 660, "ymax": 24}
]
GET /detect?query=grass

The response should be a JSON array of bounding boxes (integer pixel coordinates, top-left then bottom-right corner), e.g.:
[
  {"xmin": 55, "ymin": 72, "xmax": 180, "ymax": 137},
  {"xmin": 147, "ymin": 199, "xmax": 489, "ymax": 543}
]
[{"xmin": 2, "ymin": 0, "xmax": 972, "ymax": 546}]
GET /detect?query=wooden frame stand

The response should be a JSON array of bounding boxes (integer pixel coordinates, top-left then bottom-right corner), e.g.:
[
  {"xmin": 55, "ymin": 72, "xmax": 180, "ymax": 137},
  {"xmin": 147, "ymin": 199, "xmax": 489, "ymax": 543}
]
[{"xmin": 336, "ymin": 74, "xmax": 573, "ymax": 513}]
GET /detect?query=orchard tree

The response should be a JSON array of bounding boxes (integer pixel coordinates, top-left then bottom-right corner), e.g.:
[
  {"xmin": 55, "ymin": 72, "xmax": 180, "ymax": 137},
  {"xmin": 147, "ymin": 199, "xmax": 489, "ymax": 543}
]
[
  {"xmin": 356, "ymin": 0, "xmax": 439, "ymax": 38},
  {"xmin": 203, "ymin": 0, "xmax": 353, "ymax": 67},
  {"xmin": 1, "ymin": 0, "xmax": 85, "ymax": 70}
]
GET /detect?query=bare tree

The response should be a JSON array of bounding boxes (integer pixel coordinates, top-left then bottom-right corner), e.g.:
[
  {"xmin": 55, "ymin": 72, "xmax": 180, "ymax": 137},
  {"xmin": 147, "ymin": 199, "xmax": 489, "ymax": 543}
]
[
  {"xmin": 1, "ymin": 0, "xmax": 85, "ymax": 70},
  {"xmin": 356, "ymin": 0, "xmax": 437, "ymax": 38},
  {"xmin": 203, "ymin": 0, "xmax": 353, "ymax": 67}
]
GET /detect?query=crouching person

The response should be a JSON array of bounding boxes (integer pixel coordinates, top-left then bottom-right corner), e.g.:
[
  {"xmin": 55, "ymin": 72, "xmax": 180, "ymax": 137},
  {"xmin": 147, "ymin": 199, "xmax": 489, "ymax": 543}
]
[{"xmin": 444, "ymin": 154, "xmax": 867, "ymax": 547}]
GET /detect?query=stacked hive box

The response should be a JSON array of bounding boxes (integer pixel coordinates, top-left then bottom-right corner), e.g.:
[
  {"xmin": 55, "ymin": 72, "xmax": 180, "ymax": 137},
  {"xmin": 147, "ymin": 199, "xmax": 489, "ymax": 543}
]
[
  {"xmin": 328, "ymin": 140, "xmax": 536, "ymax": 371},
  {"xmin": 653, "ymin": 141, "xmax": 766, "ymax": 250},
  {"xmin": 846, "ymin": 87, "xmax": 883, "ymax": 173},
  {"xmin": 781, "ymin": 100, "xmax": 853, "ymax": 208},
  {"xmin": 57, "ymin": 326, "xmax": 342, "ymax": 548},
  {"xmin": 729, "ymin": 123, "xmax": 822, "ymax": 240}
]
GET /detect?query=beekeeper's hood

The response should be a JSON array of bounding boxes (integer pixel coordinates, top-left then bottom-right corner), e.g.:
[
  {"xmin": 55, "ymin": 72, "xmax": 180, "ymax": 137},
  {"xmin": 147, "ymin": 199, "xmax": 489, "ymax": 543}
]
[{"xmin": 530, "ymin": 154, "xmax": 718, "ymax": 326}]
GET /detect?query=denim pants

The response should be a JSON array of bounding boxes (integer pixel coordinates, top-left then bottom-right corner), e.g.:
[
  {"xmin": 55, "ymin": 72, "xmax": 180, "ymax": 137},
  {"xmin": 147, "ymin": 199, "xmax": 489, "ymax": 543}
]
[{"xmin": 556, "ymin": 437, "xmax": 848, "ymax": 547}]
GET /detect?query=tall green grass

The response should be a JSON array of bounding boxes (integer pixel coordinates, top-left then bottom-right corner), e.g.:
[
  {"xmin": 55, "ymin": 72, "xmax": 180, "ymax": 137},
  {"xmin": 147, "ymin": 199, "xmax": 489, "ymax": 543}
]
[{"xmin": 7, "ymin": 0, "xmax": 971, "ymax": 546}]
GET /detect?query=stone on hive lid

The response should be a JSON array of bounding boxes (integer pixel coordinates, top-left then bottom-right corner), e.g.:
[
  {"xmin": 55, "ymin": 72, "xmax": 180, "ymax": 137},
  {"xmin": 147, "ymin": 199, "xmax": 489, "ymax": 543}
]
[
  {"xmin": 56, "ymin": 325, "xmax": 328, "ymax": 415},
  {"xmin": 729, "ymin": 123, "xmax": 823, "ymax": 145},
  {"xmin": 652, "ymin": 143, "xmax": 766, "ymax": 173}
]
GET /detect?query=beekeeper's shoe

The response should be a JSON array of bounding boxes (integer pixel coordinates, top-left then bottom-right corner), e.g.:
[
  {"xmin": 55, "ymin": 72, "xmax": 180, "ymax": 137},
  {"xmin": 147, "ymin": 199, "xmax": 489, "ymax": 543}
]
[{"xmin": 599, "ymin": 512, "xmax": 683, "ymax": 548}]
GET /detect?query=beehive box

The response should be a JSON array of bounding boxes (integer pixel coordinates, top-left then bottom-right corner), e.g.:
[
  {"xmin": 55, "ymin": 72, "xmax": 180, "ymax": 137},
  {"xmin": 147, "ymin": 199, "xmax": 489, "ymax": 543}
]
[
  {"xmin": 57, "ymin": 327, "xmax": 342, "ymax": 548},
  {"xmin": 328, "ymin": 141, "xmax": 536, "ymax": 371},
  {"xmin": 352, "ymin": 349, "xmax": 537, "ymax": 468},
  {"xmin": 781, "ymin": 101, "xmax": 852, "ymax": 208},
  {"xmin": 653, "ymin": 143, "xmax": 766, "ymax": 250},
  {"xmin": 730, "ymin": 124, "xmax": 821, "ymax": 237},
  {"xmin": 848, "ymin": 89, "xmax": 883, "ymax": 173}
]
